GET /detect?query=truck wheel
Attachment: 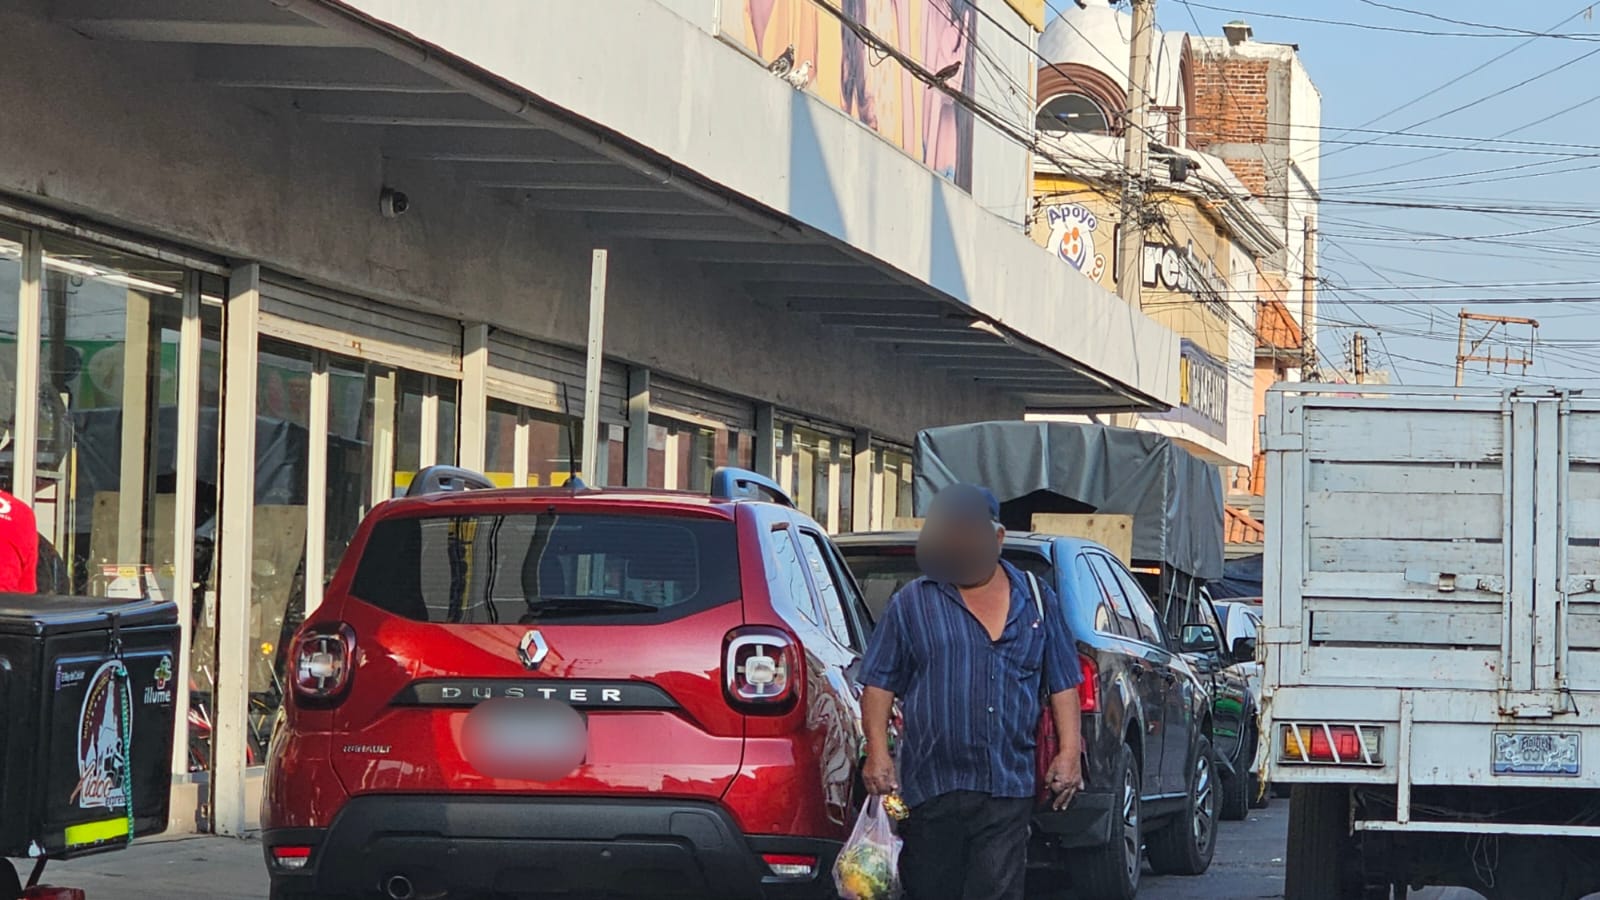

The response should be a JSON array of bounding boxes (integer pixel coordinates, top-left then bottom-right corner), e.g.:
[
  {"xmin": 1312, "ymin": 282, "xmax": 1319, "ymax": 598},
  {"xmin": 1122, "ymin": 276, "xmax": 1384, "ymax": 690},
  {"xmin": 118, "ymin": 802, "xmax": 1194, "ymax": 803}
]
[
  {"xmin": 1220, "ymin": 764, "xmax": 1251, "ymax": 821},
  {"xmin": 1147, "ymin": 735, "xmax": 1218, "ymax": 876},
  {"xmin": 1068, "ymin": 744, "xmax": 1141, "ymax": 900},
  {"xmin": 1285, "ymin": 784, "xmax": 1351, "ymax": 900}
]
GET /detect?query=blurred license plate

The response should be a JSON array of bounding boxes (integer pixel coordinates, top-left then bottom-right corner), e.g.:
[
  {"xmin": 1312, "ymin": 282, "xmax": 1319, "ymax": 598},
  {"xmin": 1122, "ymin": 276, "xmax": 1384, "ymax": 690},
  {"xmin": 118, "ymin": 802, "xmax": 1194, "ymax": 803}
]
[
  {"xmin": 463, "ymin": 698, "xmax": 588, "ymax": 780},
  {"xmin": 1492, "ymin": 731, "xmax": 1579, "ymax": 776}
]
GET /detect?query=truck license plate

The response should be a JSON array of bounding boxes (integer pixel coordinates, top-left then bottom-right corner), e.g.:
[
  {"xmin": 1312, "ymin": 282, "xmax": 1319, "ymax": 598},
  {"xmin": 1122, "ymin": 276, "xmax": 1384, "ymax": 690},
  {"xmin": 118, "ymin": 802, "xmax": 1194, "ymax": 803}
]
[{"xmin": 1492, "ymin": 731, "xmax": 1580, "ymax": 776}]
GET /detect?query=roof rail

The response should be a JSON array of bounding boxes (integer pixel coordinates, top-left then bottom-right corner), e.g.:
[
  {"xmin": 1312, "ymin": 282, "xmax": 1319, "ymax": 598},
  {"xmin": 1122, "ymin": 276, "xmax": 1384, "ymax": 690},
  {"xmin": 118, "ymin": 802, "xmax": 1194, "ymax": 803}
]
[
  {"xmin": 406, "ymin": 465, "xmax": 496, "ymax": 497},
  {"xmin": 710, "ymin": 467, "xmax": 794, "ymax": 508}
]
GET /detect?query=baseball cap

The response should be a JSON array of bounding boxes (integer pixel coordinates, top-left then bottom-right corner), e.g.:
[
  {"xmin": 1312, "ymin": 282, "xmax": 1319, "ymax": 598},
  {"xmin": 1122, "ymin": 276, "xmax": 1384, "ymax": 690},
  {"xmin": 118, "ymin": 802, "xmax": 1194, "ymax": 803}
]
[{"xmin": 925, "ymin": 483, "xmax": 1001, "ymax": 526}]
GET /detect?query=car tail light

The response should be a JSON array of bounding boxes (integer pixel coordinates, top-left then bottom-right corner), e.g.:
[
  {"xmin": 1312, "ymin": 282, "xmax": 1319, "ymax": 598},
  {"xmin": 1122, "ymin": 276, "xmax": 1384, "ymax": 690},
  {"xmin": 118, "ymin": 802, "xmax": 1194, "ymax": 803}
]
[
  {"xmin": 1078, "ymin": 656, "xmax": 1099, "ymax": 713},
  {"xmin": 22, "ymin": 888, "xmax": 86, "ymax": 900},
  {"xmin": 1279, "ymin": 723, "xmax": 1382, "ymax": 766},
  {"xmin": 724, "ymin": 627, "xmax": 799, "ymax": 713},
  {"xmin": 270, "ymin": 845, "xmax": 313, "ymax": 871},
  {"xmin": 761, "ymin": 853, "xmax": 818, "ymax": 879},
  {"xmin": 291, "ymin": 623, "xmax": 357, "ymax": 704}
]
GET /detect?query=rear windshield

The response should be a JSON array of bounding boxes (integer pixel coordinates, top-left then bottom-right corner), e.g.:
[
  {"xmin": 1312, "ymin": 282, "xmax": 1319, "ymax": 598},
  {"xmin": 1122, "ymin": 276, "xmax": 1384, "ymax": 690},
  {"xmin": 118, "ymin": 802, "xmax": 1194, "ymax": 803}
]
[
  {"xmin": 840, "ymin": 546, "xmax": 1053, "ymax": 623},
  {"xmin": 350, "ymin": 512, "xmax": 740, "ymax": 624}
]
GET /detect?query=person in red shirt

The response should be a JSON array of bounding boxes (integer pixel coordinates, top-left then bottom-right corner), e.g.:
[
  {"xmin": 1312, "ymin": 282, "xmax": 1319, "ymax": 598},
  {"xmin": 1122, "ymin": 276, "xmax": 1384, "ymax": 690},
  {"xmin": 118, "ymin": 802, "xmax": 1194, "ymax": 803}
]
[{"xmin": 0, "ymin": 488, "xmax": 38, "ymax": 594}]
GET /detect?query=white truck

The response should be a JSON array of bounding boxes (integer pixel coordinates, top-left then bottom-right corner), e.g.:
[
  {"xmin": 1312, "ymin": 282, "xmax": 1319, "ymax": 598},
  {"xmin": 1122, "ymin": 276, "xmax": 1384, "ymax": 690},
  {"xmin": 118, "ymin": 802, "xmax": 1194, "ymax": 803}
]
[{"xmin": 1263, "ymin": 385, "xmax": 1600, "ymax": 900}]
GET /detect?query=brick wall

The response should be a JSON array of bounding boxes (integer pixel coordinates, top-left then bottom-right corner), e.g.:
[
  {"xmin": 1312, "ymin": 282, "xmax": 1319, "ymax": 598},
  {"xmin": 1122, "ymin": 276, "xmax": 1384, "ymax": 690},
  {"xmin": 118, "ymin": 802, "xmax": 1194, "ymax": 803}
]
[
  {"xmin": 1222, "ymin": 157, "xmax": 1268, "ymax": 194},
  {"xmin": 1189, "ymin": 55, "xmax": 1270, "ymax": 148}
]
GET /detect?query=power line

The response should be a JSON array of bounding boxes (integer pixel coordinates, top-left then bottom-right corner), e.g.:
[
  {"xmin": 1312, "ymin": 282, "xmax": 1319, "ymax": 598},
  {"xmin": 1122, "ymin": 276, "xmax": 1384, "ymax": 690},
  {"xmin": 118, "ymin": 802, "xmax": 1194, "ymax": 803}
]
[{"xmin": 1181, "ymin": 2, "xmax": 1600, "ymax": 41}]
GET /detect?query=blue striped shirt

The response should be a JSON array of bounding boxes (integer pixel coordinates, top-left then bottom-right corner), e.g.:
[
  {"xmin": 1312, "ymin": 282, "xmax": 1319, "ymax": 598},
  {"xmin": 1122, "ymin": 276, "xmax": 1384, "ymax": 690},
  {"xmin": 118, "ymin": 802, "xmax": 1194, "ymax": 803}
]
[{"xmin": 860, "ymin": 560, "xmax": 1082, "ymax": 808}]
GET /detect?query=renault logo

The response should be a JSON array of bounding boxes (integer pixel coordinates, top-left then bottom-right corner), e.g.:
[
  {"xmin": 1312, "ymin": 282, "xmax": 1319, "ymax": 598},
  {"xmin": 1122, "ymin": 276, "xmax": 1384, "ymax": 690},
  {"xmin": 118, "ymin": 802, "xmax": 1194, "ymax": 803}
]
[{"xmin": 518, "ymin": 630, "xmax": 550, "ymax": 670}]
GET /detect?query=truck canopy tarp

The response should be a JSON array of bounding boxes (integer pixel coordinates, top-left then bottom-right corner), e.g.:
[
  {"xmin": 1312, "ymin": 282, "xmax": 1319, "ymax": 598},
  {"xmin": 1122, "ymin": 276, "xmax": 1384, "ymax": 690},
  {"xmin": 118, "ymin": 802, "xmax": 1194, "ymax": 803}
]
[
  {"xmin": 1209, "ymin": 553, "xmax": 1263, "ymax": 599},
  {"xmin": 913, "ymin": 421, "xmax": 1224, "ymax": 581}
]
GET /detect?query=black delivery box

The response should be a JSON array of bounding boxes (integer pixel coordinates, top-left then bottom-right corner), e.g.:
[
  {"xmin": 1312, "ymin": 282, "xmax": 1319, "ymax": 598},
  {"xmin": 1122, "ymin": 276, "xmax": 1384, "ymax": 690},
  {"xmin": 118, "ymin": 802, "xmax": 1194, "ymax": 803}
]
[{"xmin": 0, "ymin": 595, "xmax": 178, "ymax": 860}]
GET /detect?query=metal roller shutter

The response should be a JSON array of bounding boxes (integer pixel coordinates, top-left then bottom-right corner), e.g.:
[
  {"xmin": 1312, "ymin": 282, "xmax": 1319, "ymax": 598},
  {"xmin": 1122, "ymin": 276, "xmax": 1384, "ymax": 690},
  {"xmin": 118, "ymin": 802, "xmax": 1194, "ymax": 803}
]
[
  {"xmin": 651, "ymin": 376, "xmax": 756, "ymax": 431},
  {"xmin": 486, "ymin": 331, "xmax": 628, "ymax": 424},
  {"xmin": 258, "ymin": 276, "xmax": 462, "ymax": 377}
]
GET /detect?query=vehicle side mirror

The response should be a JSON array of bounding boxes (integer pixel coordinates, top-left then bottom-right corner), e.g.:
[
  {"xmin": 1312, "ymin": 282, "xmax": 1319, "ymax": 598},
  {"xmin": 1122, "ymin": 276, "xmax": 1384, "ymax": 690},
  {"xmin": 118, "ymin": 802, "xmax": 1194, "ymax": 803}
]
[
  {"xmin": 1231, "ymin": 636, "xmax": 1257, "ymax": 665},
  {"xmin": 1179, "ymin": 624, "xmax": 1220, "ymax": 655}
]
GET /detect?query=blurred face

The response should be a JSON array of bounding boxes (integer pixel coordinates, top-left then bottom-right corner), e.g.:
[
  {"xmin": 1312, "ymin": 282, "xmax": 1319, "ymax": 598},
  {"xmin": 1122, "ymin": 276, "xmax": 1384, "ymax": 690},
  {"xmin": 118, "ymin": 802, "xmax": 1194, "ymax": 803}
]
[{"xmin": 916, "ymin": 515, "xmax": 1003, "ymax": 588}]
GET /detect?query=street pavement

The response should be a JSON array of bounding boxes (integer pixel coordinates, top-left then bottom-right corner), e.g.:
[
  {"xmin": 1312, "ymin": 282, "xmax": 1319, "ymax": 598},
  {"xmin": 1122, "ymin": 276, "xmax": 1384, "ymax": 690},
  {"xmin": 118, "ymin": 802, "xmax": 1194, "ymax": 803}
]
[{"xmin": 40, "ymin": 803, "xmax": 1500, "ymax": 900}]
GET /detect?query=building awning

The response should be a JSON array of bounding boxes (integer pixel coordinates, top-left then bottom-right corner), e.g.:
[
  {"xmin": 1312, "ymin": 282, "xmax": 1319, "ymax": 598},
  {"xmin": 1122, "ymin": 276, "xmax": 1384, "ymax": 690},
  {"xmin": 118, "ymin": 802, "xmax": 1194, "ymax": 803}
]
[
  {"xmin": 49, "ymin": 0, "xmax": 1175, "ymax": 413},
  {"xmin": 1257, "ymin": 296, "xmax": 1305, "ymax": 354}
]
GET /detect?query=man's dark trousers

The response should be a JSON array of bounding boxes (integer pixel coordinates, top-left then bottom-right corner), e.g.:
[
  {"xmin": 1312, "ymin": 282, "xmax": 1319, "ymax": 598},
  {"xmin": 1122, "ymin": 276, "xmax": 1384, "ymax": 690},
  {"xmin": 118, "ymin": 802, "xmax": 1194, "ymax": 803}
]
[{"xmin": 899, "ymin": 791, "xmax": 1033, "ymax": 900}]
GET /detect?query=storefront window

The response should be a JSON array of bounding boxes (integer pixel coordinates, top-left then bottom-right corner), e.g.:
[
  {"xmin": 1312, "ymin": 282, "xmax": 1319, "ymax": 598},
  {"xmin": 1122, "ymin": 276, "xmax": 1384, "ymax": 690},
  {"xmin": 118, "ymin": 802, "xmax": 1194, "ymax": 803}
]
[
  {"xmin": 876, "ymin": 446, "xmax": 915, "ymax": 529},
  {"xmin": 781, "ymin": 424, "xmax": 853, "ymax": 532},
  {"xmin": 0, "ymin": 228, "xmax": 20, "ymax": 498},
  {"xmin": 485, "ymin": 398, "xmax": 578, "ymax": 487},
  {"xmin": 393, "ymin": 372, "xmax": 458, "ymax": 496},
  {"xmin": 324, "ymin": 355, "xmax": 380, "ymax": 583},
  {"xmin": 251, "ymin": 339, "xmax": 312, "ymax": 765},
  {"xmin": 647, "ymin": 416, "xmax": 725, "ymax": 491},
  {"xmin": 37, "ymin": 234, "xmax": 184, "ymax": 598},
  {"xmin": 187, "ymin": 295, "xmax": 224, "ymax": 775}
]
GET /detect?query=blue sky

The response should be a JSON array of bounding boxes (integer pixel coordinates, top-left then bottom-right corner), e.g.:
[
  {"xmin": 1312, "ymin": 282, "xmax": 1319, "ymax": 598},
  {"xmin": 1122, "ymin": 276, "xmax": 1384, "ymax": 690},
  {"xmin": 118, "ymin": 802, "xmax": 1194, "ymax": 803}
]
[{"xmin": 1157, "ymin": 0, "xmax": 1600, "ymax": 385}]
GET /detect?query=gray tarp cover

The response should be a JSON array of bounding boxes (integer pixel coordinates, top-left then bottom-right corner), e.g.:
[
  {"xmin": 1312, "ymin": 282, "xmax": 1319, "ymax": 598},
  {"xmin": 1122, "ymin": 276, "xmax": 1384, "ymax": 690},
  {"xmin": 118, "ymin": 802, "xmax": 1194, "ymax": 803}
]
[{"xmin": 913, "ymin": 421, "xmax": 1224, "ymax": 581}]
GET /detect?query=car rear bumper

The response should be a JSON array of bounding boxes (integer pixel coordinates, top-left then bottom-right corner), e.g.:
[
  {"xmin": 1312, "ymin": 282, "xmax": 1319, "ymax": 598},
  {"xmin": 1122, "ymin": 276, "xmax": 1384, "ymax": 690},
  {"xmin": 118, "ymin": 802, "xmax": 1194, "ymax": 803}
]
[{"xmin": 263, "ymin": 795, "xmax": 840, "ymax": 900}]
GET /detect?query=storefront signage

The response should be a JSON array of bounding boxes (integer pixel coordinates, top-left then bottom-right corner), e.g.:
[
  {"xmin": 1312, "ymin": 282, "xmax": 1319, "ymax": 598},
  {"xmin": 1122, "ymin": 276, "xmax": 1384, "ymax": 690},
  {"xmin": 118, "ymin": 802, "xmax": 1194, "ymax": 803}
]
[
  {"xmin": 1142, "ymin": 240, "xmax": 1229, "ymax": 319},
  {"xmin": 1042, "ymin": 203, "xmax": 1107, "ymax": 281},
  {"xmin": 1152, "ymin": 340, "xmax": 1229, "ymax": 441}
]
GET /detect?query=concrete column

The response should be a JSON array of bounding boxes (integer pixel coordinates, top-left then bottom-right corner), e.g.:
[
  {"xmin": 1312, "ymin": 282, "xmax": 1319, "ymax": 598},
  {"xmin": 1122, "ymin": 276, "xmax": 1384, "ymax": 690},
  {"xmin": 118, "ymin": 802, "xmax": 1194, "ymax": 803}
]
[
  {"xmin": 754, "ymin": 404, "xmax": 777, "ymax": 478},
  {"xmin": 852, "ymin": 429, "xmax": 873, "ymax": 533},
  {"xmin": 626, "ymin": 366, "xmax": 650, "ymax": 487},
  {"xmin": 458, "ymin": 324, "xmax": 489, "ymax": 472},
  {"xmin": 213, "ymin": 263, "xmax": 260, "ymax": 837}
]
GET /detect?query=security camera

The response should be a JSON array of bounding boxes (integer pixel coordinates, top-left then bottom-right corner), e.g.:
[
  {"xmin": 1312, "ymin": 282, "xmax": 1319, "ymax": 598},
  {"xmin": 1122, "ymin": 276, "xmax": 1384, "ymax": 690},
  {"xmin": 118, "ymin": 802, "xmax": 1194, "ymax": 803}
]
[{"xmin": 380, "ymin": 187, "xmax": 410, "ymax": 219}]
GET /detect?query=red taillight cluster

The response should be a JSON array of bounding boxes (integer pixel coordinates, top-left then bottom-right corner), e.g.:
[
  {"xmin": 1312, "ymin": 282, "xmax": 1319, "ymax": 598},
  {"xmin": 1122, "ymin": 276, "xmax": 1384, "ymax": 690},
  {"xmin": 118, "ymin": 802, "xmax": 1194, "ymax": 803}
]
[
  {"xmin": 270, "ymin": 845, "xmax": 313, "ymax": 871},
  {"xmin": 291, "ymin": 623, "xmax": 357, "ymax": 704},
  {"xmin": 761, "ymin": 853, "xmax": 818, "ymax": 880},
  {"xmin": 1077, "ymin": 656, "xmax": 1100, "ymax": 713},
  {"xmin": 724, "ymin": 626, "xmax": 799, "ymax": 713},
  {"xmin": 1280, "ymin": 723, "xmax": 1383, "ymax": 766}
]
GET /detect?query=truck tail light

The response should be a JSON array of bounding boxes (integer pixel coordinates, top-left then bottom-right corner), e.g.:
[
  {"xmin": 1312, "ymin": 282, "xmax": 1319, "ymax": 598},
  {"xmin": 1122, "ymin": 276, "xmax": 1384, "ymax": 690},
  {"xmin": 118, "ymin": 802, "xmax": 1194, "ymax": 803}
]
[
  {"xmin": 1279, "ymin": 723, "xmax": 1382, "ymax": 766},
  {"xmin": 724, "ymin": 627, "xmax": 799, "ymax": 713},
  {"xmin": 1078, "ymin": 655, "xmax": 1100, "ymax": 713},
  {"xmin": 291, "ymin": 623, "xmax": 357, "ymax": 704}
]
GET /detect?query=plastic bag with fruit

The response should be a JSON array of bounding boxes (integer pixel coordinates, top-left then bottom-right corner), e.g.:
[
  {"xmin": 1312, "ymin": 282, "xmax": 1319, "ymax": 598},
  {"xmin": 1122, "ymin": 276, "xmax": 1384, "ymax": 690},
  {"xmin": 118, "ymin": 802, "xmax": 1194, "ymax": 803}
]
[{"xmin": 833, "ymin": 795, "xmax": 903, "ymax": 900}]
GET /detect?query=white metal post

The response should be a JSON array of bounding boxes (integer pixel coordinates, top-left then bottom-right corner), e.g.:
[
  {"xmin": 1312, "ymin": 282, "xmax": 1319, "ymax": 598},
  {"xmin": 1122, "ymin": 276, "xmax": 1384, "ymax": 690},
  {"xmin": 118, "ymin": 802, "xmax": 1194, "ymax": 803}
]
[
  {"xmin": 213, "ymin": 263, "xmax": 261, "ymax": 836},
  {"xmin": 14, "ymin": 230, "xmax": 40, "ymax": 506},
  {"xmin": 581, "ymin": 250, "xmax": 609, "ymax": 482},
  {"xmin": 304, "ymin": 353, "xmax": 330, "ymax": 614}
]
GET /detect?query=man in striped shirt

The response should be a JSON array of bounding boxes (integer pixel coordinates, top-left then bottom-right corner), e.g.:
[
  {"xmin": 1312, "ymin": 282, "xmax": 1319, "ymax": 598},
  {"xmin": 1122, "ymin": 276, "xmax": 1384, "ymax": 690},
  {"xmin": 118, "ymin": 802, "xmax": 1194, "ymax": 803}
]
[{"xmin": 860, "ymin": 484, "xmax": 1083, "ymax": 900}]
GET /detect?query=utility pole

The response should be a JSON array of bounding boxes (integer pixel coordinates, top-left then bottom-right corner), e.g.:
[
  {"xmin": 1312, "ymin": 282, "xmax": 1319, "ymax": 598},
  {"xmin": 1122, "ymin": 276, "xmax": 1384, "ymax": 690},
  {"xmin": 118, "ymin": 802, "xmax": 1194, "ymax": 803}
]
[
  {"xmin": 1351, "ymin": 332, "xmax": 1366, "ymax": 384},
  {"xmin": 1455, "ymin": 309, "xmax": 1538, "ymax": 387},
  {"xmin": 1117, "ymin": 0, "xmax": 1156, "ymax": 308}
]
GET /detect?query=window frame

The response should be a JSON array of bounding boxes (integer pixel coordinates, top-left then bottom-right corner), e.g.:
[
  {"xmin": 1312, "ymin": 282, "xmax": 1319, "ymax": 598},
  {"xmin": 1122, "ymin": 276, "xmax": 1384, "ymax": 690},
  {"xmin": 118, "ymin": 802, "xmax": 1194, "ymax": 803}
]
[
  {"xmin": 796, "ymin": 526, "xmax": 865, "ymax": 653},
  {"xmin": 1036, "ymin": 92, "xmax": 1112, "ymax": 136}
]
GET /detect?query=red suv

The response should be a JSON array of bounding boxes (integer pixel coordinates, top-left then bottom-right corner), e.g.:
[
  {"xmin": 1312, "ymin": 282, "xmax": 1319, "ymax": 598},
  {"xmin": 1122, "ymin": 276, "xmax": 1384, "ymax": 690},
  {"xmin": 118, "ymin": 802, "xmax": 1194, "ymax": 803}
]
[{"xmin": 262, "ymin": 467, "xmax": 874, "ymax": 900}]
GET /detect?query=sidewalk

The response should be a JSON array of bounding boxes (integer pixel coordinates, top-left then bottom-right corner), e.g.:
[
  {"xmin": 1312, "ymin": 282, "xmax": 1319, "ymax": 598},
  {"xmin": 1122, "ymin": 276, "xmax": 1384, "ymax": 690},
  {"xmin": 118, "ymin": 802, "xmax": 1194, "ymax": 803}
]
[{"xmin": 26, "ymin": 836, "xmax": 266, "ymax": 900}]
